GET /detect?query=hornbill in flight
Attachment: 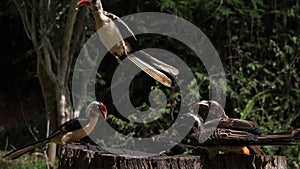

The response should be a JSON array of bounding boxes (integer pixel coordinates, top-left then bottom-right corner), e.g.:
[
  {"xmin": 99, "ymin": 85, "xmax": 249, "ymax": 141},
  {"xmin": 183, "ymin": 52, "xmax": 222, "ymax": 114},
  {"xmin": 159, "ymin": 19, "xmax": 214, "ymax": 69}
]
[
  {"xmin": 3, "ymin": 101, "xmax": 107, "ymax": 159},
  {"xmin": 189, "ymin": 100, "xmax": 300, "ymax": 159},
  {"xmin": 76, "ymin": 0, "xmax": 179, "ymax": 87}
]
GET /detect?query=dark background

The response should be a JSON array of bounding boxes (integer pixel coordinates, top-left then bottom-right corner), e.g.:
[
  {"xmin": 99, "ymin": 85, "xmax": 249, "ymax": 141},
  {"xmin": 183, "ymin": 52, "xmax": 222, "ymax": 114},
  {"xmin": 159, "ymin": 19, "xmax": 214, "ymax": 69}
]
[{"xmin": 0, "ymin": 0, "xmax": 299, "ymax": 167}]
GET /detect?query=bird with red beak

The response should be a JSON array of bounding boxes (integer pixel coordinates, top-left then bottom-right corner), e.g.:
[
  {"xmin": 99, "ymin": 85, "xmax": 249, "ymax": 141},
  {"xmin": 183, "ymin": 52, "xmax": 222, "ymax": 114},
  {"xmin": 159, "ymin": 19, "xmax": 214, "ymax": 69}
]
[
  {"xmin": 3, "ymin": 101, "xmax": 107, "ymax": 159},
  {"xmin": 76, "ymin": 0, "xmax": 92, "ymax": 9},
  {"xmin": 76, "ymin": 0, "xmax": 179, "ymax": 87}
]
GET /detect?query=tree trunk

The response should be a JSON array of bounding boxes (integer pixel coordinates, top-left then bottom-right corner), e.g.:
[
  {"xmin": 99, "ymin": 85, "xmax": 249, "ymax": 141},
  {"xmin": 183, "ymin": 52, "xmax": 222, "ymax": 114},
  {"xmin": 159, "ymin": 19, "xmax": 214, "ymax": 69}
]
[
  {"xmin": 59, "ymin": 144, "xmax": 287, "ymax": 169},
  {"xmin": 37, "ymin": 58, "xmax": 58, "ymax": 168},
  {"xmin": 12, "ymin": 0, "xmax": 83, "ymax": 167}
]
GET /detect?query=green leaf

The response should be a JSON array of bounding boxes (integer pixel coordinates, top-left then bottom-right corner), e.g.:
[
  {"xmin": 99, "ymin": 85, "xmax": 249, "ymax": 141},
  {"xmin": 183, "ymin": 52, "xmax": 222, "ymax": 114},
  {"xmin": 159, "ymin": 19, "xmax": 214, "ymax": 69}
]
[{"xmin": 241, "ymin": 99, "xmax": 255, "ymax": 119}]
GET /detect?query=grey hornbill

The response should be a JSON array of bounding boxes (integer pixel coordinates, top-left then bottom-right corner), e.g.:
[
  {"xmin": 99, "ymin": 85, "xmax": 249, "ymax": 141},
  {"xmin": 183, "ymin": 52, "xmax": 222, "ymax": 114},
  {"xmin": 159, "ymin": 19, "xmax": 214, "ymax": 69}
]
[
  {"xmin": 189, "ymin": 100, "xmax": 300, "ymax": 159},
  {"xmin": 76, "ymin": 0, "xmax": 179, "ymax": 87},
  {"xmin": 3, "ymin": 101, "xmax": 107, "ymax": 159}
]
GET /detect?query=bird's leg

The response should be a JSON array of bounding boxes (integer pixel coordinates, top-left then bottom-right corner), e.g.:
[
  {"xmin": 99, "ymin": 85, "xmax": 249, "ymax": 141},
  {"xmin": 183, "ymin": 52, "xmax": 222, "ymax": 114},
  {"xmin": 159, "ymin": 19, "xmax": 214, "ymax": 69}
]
[
  {"xmin": 121, "ymin": 40, "xmax": 129, "ymax": 56},
  {"xmin": 114, "ymin": 55, "xmax": 122, "ymax": 64},
  {"xmin": 122, "ymin": 45, "xmax": 128, "ymax": 55},
  {"xmin": 114, "ymin": 41, "xmax": 129, "ymax": 64}
]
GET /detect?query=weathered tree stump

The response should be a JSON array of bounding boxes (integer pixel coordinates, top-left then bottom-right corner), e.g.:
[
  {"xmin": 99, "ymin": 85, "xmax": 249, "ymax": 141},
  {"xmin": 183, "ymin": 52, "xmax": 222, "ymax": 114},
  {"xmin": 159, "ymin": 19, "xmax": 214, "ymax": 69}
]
[{"xmin": 59, "ymin": 144, "xmax": 286, "ymax": 169}]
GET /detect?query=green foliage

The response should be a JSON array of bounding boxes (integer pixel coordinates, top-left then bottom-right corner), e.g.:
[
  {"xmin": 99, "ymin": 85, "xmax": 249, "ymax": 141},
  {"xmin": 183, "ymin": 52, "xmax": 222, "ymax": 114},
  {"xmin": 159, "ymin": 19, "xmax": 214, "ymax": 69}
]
[
  {"xmin": 0, "ymin": 151, "xmax": 56, "ymax": 169},
  {"xmin": 203, "ymin": 0, "xmax": 300, "ymax": 167},
  {"xmin": 112, "ymin": 0, "xmax": 300, "ymax": 167}
]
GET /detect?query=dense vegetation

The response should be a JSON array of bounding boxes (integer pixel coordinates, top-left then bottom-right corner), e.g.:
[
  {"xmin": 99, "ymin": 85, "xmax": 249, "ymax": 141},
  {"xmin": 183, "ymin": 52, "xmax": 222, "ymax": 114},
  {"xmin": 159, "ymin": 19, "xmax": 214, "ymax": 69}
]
[
  {"xmin": 0, "ymin": 0, "xmax": 299, "ymax": 168},
  {"xmin": 99, "ymin": 0, "xmax": 300, "ymax": 167}
]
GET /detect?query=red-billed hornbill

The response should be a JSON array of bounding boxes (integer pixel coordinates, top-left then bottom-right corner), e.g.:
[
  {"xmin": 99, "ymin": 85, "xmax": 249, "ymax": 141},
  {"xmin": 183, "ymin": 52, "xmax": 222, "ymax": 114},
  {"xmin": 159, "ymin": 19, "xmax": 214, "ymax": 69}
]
[
  {"xmin": 189, "ymin": 100, "xmax": 300, "ymax": 159},
  {"xmin": 2, "ymin": 101, "xmax": 107, "ymax": 159},
  {"xmin": 76, "ymin": 0, "xmax": 179, "ymax": 87}
]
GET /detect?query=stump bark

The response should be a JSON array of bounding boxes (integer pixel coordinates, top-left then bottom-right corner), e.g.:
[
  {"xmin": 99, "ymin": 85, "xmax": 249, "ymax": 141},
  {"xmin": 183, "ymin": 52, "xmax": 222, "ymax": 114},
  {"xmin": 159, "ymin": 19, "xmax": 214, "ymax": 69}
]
[{"xmin": 59, "ymin": 144, "xmax": 286, "ymax": 169}]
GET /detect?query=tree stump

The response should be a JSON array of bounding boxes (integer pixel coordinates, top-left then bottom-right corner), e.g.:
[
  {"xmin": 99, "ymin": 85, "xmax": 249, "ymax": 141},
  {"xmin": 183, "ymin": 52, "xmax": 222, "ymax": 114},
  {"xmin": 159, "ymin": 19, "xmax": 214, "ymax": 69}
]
[{"xmin": 59, "ymin": 144, "xmax": 286, "ymax": 169}]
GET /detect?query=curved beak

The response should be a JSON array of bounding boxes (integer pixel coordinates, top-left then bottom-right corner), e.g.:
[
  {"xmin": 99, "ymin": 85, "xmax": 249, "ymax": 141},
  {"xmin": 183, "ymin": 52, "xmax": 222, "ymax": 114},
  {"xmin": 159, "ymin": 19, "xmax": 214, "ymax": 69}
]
[
  {"xmin": 76, "ymin": 0, "xmax": 91, "ymax": 9},
  {"xmin": 191, "ymin": 100, "xmax": 209, "ymax": 110},
  {"xmin": 99, "ymin": 102, "xmax": 108, "ymax": 120},
  {"xmin": 102, "ymin": 110, "xmax": 107, "ymax": 120}
]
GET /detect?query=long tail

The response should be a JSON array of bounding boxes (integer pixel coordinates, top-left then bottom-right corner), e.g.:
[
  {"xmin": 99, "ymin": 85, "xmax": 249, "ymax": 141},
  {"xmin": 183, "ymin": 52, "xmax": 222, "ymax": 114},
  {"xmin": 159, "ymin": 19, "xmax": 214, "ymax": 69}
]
[
  {"xmin": 127, "ymin": 53, "xmax": 173, "ymax": 87},
  {"xmin": 196, "ymin": 128, "xmax": 300, "ymax": 146},
  {"xmin": 254, "ymin": 129, "xmax": 300, "ymax": 145},
  {"xmin": 2, "ymin": 138, "xmax": 51, "ymax": 159}
]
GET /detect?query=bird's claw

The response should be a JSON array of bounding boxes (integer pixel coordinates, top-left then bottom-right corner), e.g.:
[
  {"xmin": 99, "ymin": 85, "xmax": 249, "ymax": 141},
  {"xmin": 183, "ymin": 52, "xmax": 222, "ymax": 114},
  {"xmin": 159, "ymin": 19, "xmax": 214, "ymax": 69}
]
[{"xmin": 114, "ymin": 56, "xmax": 122, "ymax": 64}]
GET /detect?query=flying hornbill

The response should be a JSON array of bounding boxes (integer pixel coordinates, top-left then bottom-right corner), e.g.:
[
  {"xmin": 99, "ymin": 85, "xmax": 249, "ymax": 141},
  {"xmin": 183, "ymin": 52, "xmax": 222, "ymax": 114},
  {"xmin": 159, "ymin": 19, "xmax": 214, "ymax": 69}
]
[
  {"xmin": 76, "ymin": 0, "xmax": 179, "ymax": 87},
  {"xmin": 2, "ymin": 101, "xmax": 107, "ymax": 159},
  {"xmin": 189, "ymin": 100, "xmax": 300, "ymax": 159}
]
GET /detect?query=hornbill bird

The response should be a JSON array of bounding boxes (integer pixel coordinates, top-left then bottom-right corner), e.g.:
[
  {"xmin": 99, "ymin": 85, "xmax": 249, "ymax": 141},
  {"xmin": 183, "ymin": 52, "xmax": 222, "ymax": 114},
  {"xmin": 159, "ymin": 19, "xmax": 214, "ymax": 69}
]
[
  {"xmin": 189, "ymin": 100, "xmax": 300, "ymax": 159},
  {"xmin": 2, "ymin": 101, "xmax": 107, "ymax": 159},
  {"xmin": 76, "ymin": 0, "xmax": 179, "ymax": 87}
]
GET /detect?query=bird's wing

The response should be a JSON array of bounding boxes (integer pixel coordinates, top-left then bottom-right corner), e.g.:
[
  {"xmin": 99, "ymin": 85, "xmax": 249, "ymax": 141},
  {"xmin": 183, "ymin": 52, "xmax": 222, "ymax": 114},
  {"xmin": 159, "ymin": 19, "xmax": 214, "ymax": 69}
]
[
  {"xmin": 194, "ymin": 127, "xmax": 300, "ymax": 146},
  {"xmin": 48, "ymin": 117, "xmax": 90, "ymax": 139},
  {"xmin": 128, "ymin": 53, "xmax": 173, "ymax": 87},
  {"xmin": 195, "ymin": 128, "xmax": 257, "ymax": 146},
  {"xmin": 218, "ymin": 118, "xmax": 263, "ymax": 135},
  {"xmin": 2, "ymin": 138, "xmax": 50, "ymax": 159}
]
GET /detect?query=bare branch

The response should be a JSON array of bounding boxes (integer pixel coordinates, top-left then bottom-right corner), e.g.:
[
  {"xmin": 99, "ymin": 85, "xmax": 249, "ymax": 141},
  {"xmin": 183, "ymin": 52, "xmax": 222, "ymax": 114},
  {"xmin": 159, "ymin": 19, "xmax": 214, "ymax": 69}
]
[
  {"xmin": 28, "ymin": 0, "xmax": 43, "ymax": 59},
  {"xmin": 31, "ymin": 0, "xmax": 37, "ymax": 37},
  {"xmin": 12, "ymin": 0, "xmax": 32, "ymax": 39},
  {"xmin": 47, "ymin": 0, "xmax": 51, "ymax": 11},
  {"xmin": 60, "ymin": 0, "xmax": 79, "ymax": 82},
  {"xmin": 39, "ymin": 55, "xmax": 57, "ymax": 84},
  {"xmin": 44, "ymin": 36, "xmax": 59, "ymax": 64}
]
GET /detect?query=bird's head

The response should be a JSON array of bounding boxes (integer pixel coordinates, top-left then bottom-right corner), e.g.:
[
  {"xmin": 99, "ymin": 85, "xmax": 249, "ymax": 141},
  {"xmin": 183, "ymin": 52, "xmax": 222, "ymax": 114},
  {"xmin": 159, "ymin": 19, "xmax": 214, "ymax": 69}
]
[
  {"xmin": 192, "ymin": 100, "xmax": 228, "ymax": 121},
  {"xmin": 76, "ymin": 0, "xmax": 102, "ymax": 10},
  {"xmin": 76, "ymin": 0, "xmax": 92, "ymax": 9},
  {"xmin": 86, "ymin": 101, "xmax": 107, "ymax": 120}
]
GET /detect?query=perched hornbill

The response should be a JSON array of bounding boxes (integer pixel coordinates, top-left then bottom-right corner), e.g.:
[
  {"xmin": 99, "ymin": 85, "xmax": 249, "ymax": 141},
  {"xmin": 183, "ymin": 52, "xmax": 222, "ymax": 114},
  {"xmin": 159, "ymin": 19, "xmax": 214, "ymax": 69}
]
[
  {"xmin": 189, "ymin": 100, "xmax": 300, "ymax": 159},
  {"xmin": 76, "ymin": 0, "xmax": 179, "ymax": 87},
  {"xmin": 2, "ymin": 101, "xmax": 107, "ymax": 159}
]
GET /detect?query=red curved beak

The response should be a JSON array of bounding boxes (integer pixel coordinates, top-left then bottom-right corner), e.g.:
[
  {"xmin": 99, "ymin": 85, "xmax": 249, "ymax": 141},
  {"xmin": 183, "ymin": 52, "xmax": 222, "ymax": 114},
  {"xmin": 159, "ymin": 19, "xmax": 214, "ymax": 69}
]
[
  {"xmin": 76, "ymin": 0, "xmax": 91, "ymax": 9},
  {"xmin": 99, "ymin": 102, "xmax": 108, "ymax": 120}
]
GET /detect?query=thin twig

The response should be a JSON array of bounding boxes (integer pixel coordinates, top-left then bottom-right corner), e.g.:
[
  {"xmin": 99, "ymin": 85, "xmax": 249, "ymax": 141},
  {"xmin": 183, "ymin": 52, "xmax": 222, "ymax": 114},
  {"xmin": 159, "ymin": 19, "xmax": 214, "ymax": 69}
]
[
  {"xmin": 5, "ymin": 137, "xmax": 8, "ymax": 152},
  {"xmin": 12, "ymin": 0, "xmax": 32, "ymax": 39},
  {"xmin": 200, "ymin": 0, "xmax": 223, "ymax": 24},
  {"xmin": 20, "ymin": 102, "xmax": 39, "ymax": 141},
  {"xmin": 45, "ymin": 118, "xmax": 51, "ymax": 169}
]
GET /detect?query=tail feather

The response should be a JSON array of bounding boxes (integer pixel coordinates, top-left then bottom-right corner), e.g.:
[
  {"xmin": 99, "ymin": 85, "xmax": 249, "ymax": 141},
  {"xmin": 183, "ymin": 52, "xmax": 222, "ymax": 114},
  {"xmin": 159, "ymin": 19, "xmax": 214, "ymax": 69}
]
[
  {"xmin": 127, "ymin": 53, "xmax": 173, "ymax": 87},
  {"xmin": 253, "ymin": 129, "xmax": 300, "ymax": 145},
  {"xmin": 2, "ymin": 138, "xmax": 50, "ymax": 159}
]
